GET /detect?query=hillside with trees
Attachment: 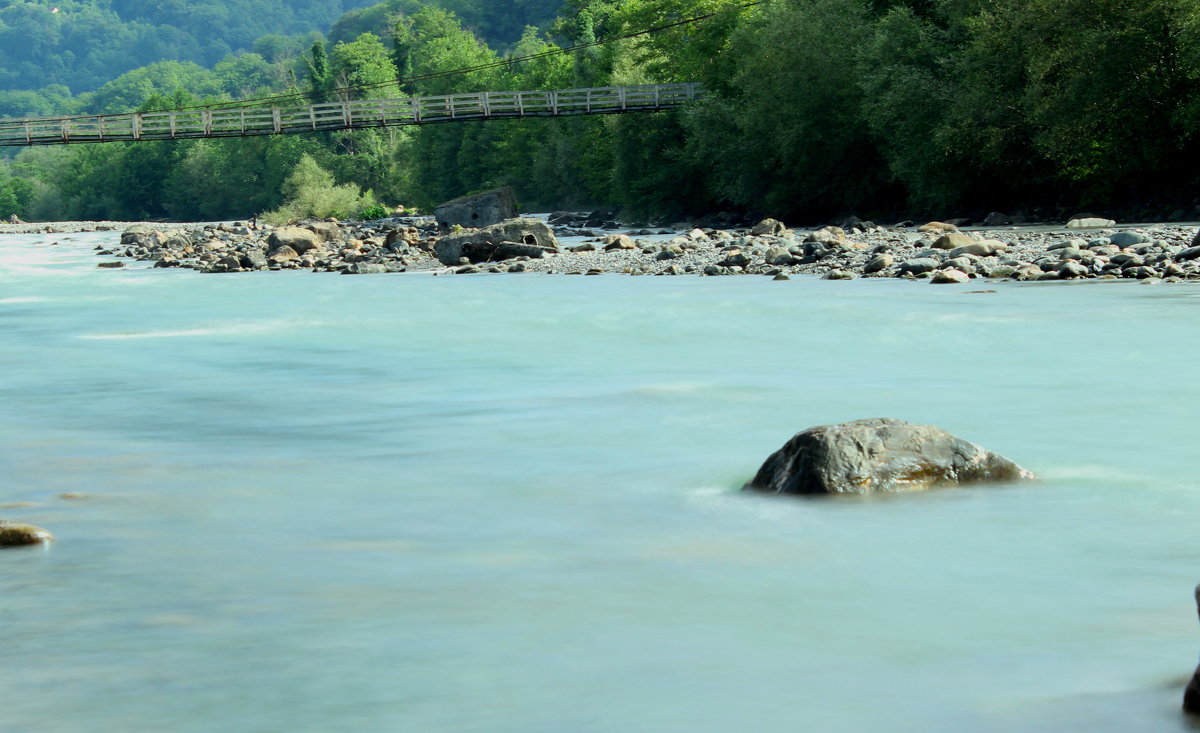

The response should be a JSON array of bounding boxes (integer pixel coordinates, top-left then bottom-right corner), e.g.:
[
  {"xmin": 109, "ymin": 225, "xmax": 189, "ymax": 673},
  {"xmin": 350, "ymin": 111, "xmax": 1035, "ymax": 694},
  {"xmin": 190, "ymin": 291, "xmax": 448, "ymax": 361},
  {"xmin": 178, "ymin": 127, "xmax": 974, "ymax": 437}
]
[{"xmin": 3, "ymin": 0, "xmax": 1200, "ymax": 225}]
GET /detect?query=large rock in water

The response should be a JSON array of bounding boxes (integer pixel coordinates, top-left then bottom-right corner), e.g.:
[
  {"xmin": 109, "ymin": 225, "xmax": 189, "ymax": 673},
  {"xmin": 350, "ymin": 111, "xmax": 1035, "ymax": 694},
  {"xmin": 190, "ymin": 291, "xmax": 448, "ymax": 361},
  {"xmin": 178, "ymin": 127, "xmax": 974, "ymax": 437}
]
[
  {"xmin": 743, "ymin": 418, "xmax": 1035, "ymax": 495},
  {"xmin": 1185, "ymin": 585, "xmax": 1200, "ymax": 714},
  {"xmin": 434, "ymin": 218, "xmax": 558, "ymax": 265},
  {"xmin": 0, "ymin": 520, "xmax": 53, "ymax": 547},
  {"xmin": 434, "ymin": 187, "xmax": 516, "ymax": 231}
]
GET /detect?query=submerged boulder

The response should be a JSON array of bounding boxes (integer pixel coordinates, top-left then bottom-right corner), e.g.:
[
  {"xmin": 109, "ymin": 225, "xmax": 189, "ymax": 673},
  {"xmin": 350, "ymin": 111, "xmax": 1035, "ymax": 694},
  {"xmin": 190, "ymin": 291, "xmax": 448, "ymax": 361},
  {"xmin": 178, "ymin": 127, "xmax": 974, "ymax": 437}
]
[
  {"xmin": 1185, "ymin": 585, "xmax": 1200, "ymax": 714},
  {"xmin": 743, "ymin": 418, "xmax": 1035, "ymax": 495},
  {"xmin": 0, "ymin": 520, "xmax": 53, "ymax": 547}
]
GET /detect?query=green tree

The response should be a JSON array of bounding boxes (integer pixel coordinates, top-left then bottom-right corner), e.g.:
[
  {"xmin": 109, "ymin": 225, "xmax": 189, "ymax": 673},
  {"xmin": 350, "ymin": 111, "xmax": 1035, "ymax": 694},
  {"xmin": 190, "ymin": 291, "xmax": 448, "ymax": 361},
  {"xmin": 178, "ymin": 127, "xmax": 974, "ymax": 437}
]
[{"xmin": 330, "ymin": 32, "xmax": 400, "ymax": 99}]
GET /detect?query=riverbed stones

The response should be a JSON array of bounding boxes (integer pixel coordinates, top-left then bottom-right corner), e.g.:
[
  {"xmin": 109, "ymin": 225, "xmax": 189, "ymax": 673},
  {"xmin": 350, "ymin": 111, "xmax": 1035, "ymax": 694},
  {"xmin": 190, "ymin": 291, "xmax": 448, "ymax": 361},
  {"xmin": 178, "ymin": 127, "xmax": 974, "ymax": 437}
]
[
  {"xmin": 743, "ymin": 418, "xmax": 1035, "ymax": 496},
  {"xmin": 86, "ymin": 217, "xmax": 1200, "ymax": 286},
  {"xmin": 0, "ymin": 520, "xmax": 53, "ymax": 547}
]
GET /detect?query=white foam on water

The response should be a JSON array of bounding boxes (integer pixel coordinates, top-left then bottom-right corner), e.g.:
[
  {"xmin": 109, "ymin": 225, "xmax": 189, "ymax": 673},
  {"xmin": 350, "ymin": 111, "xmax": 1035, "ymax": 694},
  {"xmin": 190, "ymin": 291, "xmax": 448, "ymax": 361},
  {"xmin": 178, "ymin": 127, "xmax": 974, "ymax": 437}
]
[{"xmin": 79, "ymin": 319, "xmax": 295, "ymax": 340}]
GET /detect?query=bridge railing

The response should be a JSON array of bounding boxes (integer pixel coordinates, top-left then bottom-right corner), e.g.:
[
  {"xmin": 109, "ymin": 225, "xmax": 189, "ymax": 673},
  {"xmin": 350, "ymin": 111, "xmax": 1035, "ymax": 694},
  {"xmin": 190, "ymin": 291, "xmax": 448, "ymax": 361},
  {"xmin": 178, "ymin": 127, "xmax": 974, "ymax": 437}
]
[{"xmin": 0, "ymin": 83, "xmax": 704, "ymax": 147}]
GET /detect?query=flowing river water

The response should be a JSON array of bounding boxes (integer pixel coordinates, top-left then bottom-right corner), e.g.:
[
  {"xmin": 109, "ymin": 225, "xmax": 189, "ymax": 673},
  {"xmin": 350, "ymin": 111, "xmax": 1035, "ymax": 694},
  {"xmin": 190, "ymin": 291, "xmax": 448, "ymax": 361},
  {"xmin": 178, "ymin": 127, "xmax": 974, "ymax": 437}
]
[{"xmin": 2, "ymin": 229, "xmax": 1199, "ymax": 732}]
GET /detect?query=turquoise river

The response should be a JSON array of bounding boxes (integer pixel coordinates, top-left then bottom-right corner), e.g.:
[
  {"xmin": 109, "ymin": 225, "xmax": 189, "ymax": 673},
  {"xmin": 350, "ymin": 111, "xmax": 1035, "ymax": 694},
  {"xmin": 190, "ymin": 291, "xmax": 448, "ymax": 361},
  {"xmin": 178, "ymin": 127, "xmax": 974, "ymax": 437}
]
[{"xmin": 2, "ymin": 230, "xmax": 1199, "ymax": 732}]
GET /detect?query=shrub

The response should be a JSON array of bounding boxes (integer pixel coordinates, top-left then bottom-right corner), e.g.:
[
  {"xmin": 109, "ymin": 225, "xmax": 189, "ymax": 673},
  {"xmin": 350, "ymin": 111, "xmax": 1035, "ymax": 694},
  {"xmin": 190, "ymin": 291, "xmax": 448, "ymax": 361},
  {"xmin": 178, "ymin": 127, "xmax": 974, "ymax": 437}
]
[
  {"xmin": 261, "ymin": 154, "xmax": 375, "ymax": 224},
  {"xmin": 357, "ymin": 203, "xmax": 389, "ymax": 220}
]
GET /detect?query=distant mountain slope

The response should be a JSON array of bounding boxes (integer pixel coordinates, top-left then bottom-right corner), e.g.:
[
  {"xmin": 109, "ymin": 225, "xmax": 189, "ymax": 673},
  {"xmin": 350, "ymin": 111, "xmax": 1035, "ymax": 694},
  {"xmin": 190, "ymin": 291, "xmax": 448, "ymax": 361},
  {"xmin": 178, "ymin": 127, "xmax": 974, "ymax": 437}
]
[
  {"xmin": 0, "ymin": 0, "xmax": 375, "ymax": 92},
  {"xmin": 0, "ymin": 0, "xmax": 563, "ymax": 95}
]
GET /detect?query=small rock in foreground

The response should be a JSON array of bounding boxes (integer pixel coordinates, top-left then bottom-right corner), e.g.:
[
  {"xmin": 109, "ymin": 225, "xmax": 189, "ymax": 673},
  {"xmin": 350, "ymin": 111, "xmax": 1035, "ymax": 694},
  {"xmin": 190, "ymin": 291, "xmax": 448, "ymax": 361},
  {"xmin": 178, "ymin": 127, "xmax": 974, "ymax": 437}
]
[
  {"xmin": 0, "ymin": 520, "xmax": 54, "ymax": 547},
  {"xmin": 743, "ymin": 417, "xmax": 1035, "ymax": 495},
  {"xmin": 1185, "ymin": 584, "xmax": 1200, "ymax": 714}
]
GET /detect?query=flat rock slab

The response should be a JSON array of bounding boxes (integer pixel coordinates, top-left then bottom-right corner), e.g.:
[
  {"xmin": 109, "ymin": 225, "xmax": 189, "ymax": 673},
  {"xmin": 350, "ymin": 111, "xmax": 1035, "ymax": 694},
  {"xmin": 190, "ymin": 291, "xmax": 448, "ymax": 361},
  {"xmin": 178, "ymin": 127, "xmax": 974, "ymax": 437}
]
[
  {"xmin": 434, "ymin": 218, "xmax": 558, "ymax": 265},
  {"xmin": 743, "ymin": 418, "xmax": 1035, "ymax": 495}
]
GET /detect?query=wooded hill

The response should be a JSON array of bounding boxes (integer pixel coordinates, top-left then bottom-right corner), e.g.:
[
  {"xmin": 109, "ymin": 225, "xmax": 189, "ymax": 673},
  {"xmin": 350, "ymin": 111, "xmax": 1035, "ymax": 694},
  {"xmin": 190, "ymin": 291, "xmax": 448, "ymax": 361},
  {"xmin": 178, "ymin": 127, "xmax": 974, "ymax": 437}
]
[{"xmin": 2, "ymin": 0, "xmax": 1200, "ymax": 225}]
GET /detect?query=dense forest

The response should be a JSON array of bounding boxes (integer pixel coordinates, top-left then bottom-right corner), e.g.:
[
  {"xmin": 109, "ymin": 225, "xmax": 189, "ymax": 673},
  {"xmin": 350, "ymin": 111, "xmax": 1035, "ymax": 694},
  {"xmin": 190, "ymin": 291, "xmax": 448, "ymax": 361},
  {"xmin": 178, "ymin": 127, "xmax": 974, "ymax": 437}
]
[{"xmin": 3, "ymin": 0, "xmax": 1200, "ymax": 224}]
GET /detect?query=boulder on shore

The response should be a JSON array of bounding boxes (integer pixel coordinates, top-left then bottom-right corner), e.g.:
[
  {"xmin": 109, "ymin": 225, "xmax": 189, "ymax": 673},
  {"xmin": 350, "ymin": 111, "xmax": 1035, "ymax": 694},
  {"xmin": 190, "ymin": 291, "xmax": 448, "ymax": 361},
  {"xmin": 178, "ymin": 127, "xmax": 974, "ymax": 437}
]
[
  {"xmin": 267, "ymin": 226, "xmax": 323, "ymax": 254},
  {"xmin": 743, "ymin": 418, "xmax": 1035, "ymax": 495},
  {"xmin": 0, "ymin": 520, "xmax": 53, "ymax": 547},
  {"xmin": 434, "ymin": 187, "xmax": 516, "ymax": 231},
  {"xmin": 434, "ymin": 218, "xmax": 558, "ymax": 265}
]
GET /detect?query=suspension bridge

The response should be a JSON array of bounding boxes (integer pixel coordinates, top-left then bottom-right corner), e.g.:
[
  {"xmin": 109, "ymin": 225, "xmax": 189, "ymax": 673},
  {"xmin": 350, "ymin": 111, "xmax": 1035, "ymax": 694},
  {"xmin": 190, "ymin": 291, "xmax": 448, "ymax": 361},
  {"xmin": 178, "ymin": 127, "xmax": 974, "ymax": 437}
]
[{"xmin": 0, "ymin": 83, "xmax": 704, "ymax": 147}]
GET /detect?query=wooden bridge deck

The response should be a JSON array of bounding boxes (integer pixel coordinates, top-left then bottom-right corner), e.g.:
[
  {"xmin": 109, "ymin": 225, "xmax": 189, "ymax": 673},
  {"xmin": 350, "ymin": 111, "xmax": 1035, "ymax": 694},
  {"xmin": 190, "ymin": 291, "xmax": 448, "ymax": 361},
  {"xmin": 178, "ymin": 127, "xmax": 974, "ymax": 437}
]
[{"xmin": 0, "ymin": 83, "xmax": 703, "ymax": 147}]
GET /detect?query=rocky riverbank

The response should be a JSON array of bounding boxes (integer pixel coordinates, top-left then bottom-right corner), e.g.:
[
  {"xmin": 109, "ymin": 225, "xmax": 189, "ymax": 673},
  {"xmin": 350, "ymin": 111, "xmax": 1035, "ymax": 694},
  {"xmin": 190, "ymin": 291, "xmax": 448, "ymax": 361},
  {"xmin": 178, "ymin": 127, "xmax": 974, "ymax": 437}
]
[{"xmin": 12, "ymin": 215, "xmax": 1200, "ymax": 283}]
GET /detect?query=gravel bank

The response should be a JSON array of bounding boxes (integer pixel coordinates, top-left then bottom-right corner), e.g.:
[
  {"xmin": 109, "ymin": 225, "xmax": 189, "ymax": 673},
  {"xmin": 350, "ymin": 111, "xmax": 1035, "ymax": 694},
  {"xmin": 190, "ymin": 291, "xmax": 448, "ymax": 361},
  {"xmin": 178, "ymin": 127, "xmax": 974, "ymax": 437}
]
[
  {"xmin": 0, "ymin": 221, "xmax": 198, "ymax": 235},
  {"xmin": 12, "ymin": 216, "xmax": 1200, "ymax": 283}
]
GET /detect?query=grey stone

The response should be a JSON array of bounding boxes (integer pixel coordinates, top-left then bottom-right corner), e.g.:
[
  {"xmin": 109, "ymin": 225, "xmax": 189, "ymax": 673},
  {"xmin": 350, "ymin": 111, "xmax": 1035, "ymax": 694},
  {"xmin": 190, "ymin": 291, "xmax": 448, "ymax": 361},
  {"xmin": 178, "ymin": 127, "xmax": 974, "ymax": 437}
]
[
  {"xmin": 434, "ymin": 187, "xmax": 516, "ymax": 231},
  {"xmin": 898, "ymin": 258, "xmax": 940, "ymax": 276},
  {"xmin": 864, "ymin": 253, "xmax": 893, "ymax": 274},
  {"xmin": 343, "ymin": 262, "xmax": 390, "ymax": 274},
  {"xmin": 718, "ymin": 250, "xmax": 751, "ymax": 268},
  {"xmin": 743, "ymin": 418, "xmax": 1035, "ymax": 496},
  {"xmin": 1111, "ymin": 231, "xmax": 1151, "ymax": 247},
  {"xmin": 1176, "ymin": 246, "xmax": 1200, "ymax": 261},
  {"xmin": 306, "ymin": 221, "xmax": 344, "ymax": 243},
  {"xmin": 751, "ymin": 218, "xmax": 787, "ymax": 236},
  {"xmin": 985, "ymin": 265, "xmax": 1019, "ymax": 279},
  {"xmin": 763, "ymin": 246, "xmax": 794, "ymax": 266},
  {"xmin": 950, "ymin": 240, "xmax": 1005, "ymax": 258},
  {"xmin": 1059, "ymin": 260, "xmax": 1090, "ymax": 279},
  {"xmin": 603, "ymin": 234, "xmax": 636, "ymax": 250},
  {"xmin": 1066, "ymin": 217, "xmax": 1116, "ymax": 229},
  {"xmin": 1110, "ymin": 252, "xmax": 1144, "ymax": 267},
  {"xmin": 918, "ymin": 221, "xmax": 959, "ymax": 234},
  {"xmin": 1126, "ymin": 265, "xmax": 1160, "ymax": 279},
  {"xmin": 269, "ymin": 245, "xmax": 300, "ymax": 264},
  {"xmin": 931, "ymin": 232, "xmax": 976, "ymax": 250},
  {"xmin": 930, "ymin": 269, "xmax": 970, "ymax": 284},
  {"xmin": 241, "ymin": 250, "xmax": 269, "ymax": 269}
]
